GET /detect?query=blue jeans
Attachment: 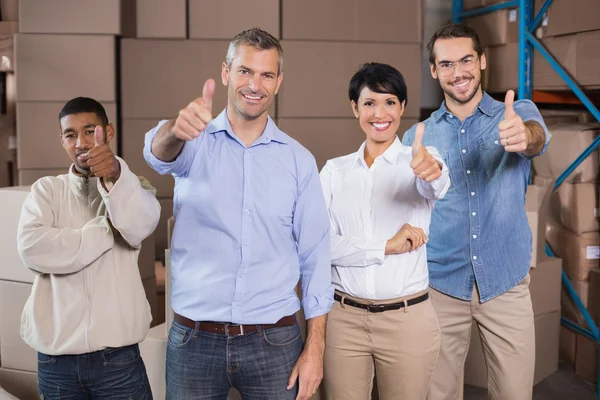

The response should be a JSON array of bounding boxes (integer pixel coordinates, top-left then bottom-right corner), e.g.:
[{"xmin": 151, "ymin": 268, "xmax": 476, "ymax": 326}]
[
  {"xmin": 37, "ymin": 344, "xmax": 152, "ymax": 400},
  {"xmin": 166, "ymin": 320, "xmax": 304, "ymax": 400}
]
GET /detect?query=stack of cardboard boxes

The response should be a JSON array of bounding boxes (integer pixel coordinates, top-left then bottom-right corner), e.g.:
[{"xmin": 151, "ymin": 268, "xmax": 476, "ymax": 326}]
[{"xmin": 534, "ymin": 120, "xmax": 600, "ymax": 382}]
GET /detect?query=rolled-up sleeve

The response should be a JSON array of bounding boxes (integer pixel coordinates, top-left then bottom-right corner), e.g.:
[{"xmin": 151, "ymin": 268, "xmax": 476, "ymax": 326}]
[
  {"xmin": 143, "ymin": 119, "xmax": 202, "ymax": 177},
  {"xmin": 416, "ymin": 146, "xmax": 451, "ymax": 200},
  {"xmin": 293, "ymin": 156, "xmax": 334, "ymax": 320}
]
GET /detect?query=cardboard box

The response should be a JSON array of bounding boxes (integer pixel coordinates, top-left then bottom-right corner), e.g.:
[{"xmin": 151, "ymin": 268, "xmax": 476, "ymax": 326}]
[
  {"xmin": 19, "ymin": 0, "xmax": 121, "ymax": 34},
  {"xmin": 559, "ymin": 326, "xmax": 577, "ymax": 366},
  {"xmin": 529, "ymin": 257, "xmax": 562, "ymax": 316},
  {"xmin": 278, "ymin": 118, "xmax": 419, "ymax": 170},
  {"xmin": 121, "ymin": 119, "xmax": 174, "ymax": 197},
  {"xmin": 0, "ymin": 116, "xmax": 15, "ymax": 188},
  {"xmin": 588, "ymin": 269, "xmax": 600, "ymax": 325},
  {"xmin": 190, "ymin": 0, "xmax": 279, "ymax": 39},
  {"xmin": 17, "ymin": 102, "xmax": 118, "ymax": 169},
  {"xmin": 532, "ymin": 123, "xmax": 600, "ymax": 184},
  {"xmin": 536, "ymin": 0, "xmax": 600, "ymax": 38},
  {"xmin": 156, "ymin": 198, "xmax": 173, "ymax": 260},
  {"xmin": 533, "ymin": 31, "xmax": 600, "ymax": 90},
  {"xmin": 0, "ymin": 21, "xmax": 18, "ymax": 35},
  {"xmin": 136, "ymin": 0, "xmax": 186, "ymax": 39},
  {"xmin": 525, "ymin": 183, "xmax": 554, "ymax": 267},
  {"xmin": 15, "ymin": 34, "xmax": 116, "ymax": 102},
  {"xmin": 546, "ymin": 223, "xmax": 600, "ymax": 281},
  {"xmin": 121, "ymin": 39, "xmax": 263, "ymax": 119},
  {"xmin": 551, "ymin": 182, "xmax": 599, "ymax": 234},
  {"xmin": 0, "ymin": 368, "xmax": 38, "ymax": 400},
  {"xmin": 561, "ymin": 284, "xmax": 585, "ymax": 325},
  {"xmin": 575, "ymin": 333, "xmax": 600, "ymax": 383},
  {"xmin": 18, "ymin": 169, "xmax": 65, "ymax": 185},
  {"xmin": 483, "ymin": 43, "xmax": 518, "ymax": 93},
  {"xmin": 466, "ymin": 8, "xmax": 518, "ymax": 47},
  {"xmin": 281, "ymin": 0, "xmax": 422, "ymax": 43},
  {"xmin": 464, "ymin": 311, "xmax": 560, "ymax": 387},
  {"xmin": 0, "ymin": 0, "xmax": 19, "ymax": 21},
  {"xmin": 278, "ymin": 41, "xmax": 421, "ymax": 119},
  {"xmin": 0, "ymin": 186, "xmax": 36, "ymax": 283},
  {"xmin": 0, "ymin": 280, "xmax": 37, "ymax": 372}
]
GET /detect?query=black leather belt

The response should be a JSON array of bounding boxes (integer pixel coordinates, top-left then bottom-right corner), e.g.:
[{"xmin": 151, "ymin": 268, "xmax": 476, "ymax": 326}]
[{"xmin": 334, "ymin": 292, "xmax": 429, "ymax": 313}]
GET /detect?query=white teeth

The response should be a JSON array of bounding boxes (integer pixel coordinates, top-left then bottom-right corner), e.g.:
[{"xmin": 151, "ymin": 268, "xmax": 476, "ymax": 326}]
[
  {"xmin": 244, "ymin": 94, "xmax": 261, "ymax": 100},
  {"xmin": 372, "ymin": 122, "xmax": 390, "ymax": 129},
  {"xmin": 454, "ymin": 80, "xmax": 469, "ymax": 87}
]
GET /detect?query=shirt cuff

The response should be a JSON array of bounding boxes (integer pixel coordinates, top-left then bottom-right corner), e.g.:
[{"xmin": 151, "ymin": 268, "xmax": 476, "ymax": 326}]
[
  {"xmin": 302, "ymin": 288, "xmax": 334, "ymax": 320},
  {"xmin": 365, "ymin": 239, "xmax": 387, "ymax": 264}
]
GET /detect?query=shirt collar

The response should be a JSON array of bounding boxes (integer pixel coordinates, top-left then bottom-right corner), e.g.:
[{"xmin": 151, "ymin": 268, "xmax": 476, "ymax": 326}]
[
  {"xmin": 433, "ymin": 91, "xmax": 495, "ymax": 122},
  {"xmin": 205, "ymin": 108, "xmax": 288, "ymax": 145},
  {"xmin": 354, "ymin": 136, "xmax": 402, "ymax": 167}
]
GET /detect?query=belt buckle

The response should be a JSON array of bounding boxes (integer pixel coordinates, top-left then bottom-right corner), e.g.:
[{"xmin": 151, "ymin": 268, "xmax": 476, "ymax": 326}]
[
  {"xmin": 369, "ymin": 304, "xmax": 386, "ymax": 313},
  {"xmin": 224, "ymin": 323, "xmax": 245, "ymax": 337}
]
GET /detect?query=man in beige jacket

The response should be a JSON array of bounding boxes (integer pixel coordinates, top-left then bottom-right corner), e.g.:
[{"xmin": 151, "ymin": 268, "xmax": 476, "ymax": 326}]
[{"xmin": 17, "ymin": 97, "xmax": 161, "ymax": 400}]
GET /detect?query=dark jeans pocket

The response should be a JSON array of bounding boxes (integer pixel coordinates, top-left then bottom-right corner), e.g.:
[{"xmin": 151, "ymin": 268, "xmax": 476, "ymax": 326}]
[
  {"xmin": 38, "ymin": 353, "xmax": 56, "ymax": 364},
  {"xmin": 167, "ymin": 321, "xmax": 194, "ymax": 348},
  {"xmin": 101, "ymin": 345, "xmax": 140, "ymax": 366},
  {"xmin": 262, "ymin": 323, "xmax": 301, "ymax": 347}
]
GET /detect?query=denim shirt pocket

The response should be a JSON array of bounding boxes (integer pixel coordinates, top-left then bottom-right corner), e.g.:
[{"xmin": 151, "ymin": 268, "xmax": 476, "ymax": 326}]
[{"xmin": 477, "ymin": 134, "xmax": 509, "ymax": 178}]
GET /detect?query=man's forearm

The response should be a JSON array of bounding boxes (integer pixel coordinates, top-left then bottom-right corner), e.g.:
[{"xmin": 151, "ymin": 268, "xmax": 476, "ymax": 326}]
[
  {"xmin": 523, "ymin": 121, "xmax": 546, "ymax": 157},
  {"xmin": 151, "ymin": 119, "xmax": 186, "ymax": 162},
  {"xmin": 304, "ymin": 314, "xmax": 327, "ymax": 354}
]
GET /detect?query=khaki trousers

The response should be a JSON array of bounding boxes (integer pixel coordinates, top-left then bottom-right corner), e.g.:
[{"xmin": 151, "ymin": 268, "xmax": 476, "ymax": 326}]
[
  {"xmin": 427, "ymin": 275, "xmax": 535, "ymax": 400},
  {"xmin": 324, "ymin": 290, "xmax": 441, "ymax": 400}
]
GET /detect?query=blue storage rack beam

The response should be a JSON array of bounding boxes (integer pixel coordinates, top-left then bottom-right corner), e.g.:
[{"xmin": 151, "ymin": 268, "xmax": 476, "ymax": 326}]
[{"xmin": 452, "ymin": 0, "xmax": 600, "ymax": 395}]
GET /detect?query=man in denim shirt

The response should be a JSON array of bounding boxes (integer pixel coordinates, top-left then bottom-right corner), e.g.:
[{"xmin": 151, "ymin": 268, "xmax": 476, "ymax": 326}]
[{"xmin": 402, "ymin": 25, "xmax": 550, "ymax": 400}]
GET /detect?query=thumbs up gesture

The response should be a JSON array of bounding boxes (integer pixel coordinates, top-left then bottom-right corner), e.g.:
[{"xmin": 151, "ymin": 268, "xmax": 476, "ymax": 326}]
[
  {"xmin": 87, "ymin": 125, "xmax": 120, "ymax": 182},
  {"xmin": 498, "ymin": 90, "xmax": 528, "ymax": 152},
  {"xmin": 410, "ymin": 123, "xmax": 442, "ymax": 183},
  {"xmin": 172, "ymin": 79, "xmax": 215, "ymax": 141}
]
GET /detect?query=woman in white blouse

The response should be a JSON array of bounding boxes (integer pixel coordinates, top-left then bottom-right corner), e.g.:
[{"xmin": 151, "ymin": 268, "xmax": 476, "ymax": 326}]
[{"xmin": 320, "ymin": 63, "xmax": 451, "ymax": 399}]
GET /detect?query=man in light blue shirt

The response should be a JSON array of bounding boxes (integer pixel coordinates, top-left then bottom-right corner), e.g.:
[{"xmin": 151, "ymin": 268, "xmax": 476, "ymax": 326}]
[
  {"xmin": 143, "ymin": 28, "xmax": 332, "ymax": 400},
  {"xmin": 402, "ymin": 25, "xmax": 550, "ymax": 400}
]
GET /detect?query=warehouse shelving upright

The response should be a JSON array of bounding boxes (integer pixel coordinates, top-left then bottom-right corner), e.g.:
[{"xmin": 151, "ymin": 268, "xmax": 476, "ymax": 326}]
[{"xmin": 452, "ymin": 0, "xmax": 600, "ymax": 395}]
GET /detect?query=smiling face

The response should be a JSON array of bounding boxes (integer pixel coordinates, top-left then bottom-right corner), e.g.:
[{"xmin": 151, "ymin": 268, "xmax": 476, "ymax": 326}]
[
  {"xmin": 352, "ymin": 86, "xmax": 405, "ymax": 146},
  {"xmin": 430, "ymin": 37, "xmax": 486, "ymax": 105},
  {"xmin": 221, "ymin": 44, "xmax": 283, "ymax": 121}
]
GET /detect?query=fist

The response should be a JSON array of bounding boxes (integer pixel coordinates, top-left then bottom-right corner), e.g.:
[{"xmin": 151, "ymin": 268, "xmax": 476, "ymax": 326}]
[
  {"xmin": 172, "ymin": 79, "xmax": 215, "ymax": 141},
  {"xmin": 410, "ymin": 122, "xmax": 442, "ymax": 182},
  {"xmin": 385, "ymin": 223, "xmax": 428, "ymax": 255},
  {"xmin": 87, "ymin": 126, "xmax": 120, "ymax": 181},
  {"xmin": 498, "ymin": 90, "xmax": 528, "ymax": 152}
]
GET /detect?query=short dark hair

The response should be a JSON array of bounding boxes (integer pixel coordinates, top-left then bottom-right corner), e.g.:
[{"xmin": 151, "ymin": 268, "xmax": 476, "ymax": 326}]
[
  {"xmin": 59, "ymin": 97, "xmax": 109, "ymax": 126},
  {"xmin": 226, "ymin": 28, "xmax": 283, "ymax": 74},
  {"xmin": 427, "ymin": 24, "xmax": 483, "ymax": 65},
  {"xmin": 348, "ymin": 63, "xmax": 408, "ymax": 107}
]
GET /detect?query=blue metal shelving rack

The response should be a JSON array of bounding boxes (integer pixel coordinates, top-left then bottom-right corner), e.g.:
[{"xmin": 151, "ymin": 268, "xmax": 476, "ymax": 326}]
[{"xmin": 452, "ymin": 0, "xmax": 600, "ymax": 395}]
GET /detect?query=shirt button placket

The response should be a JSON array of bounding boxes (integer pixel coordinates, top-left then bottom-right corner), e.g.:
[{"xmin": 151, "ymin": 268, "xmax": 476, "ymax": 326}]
[{"xmin": 459, "ymin": 125, "xmax": 480, "ymax": 268}]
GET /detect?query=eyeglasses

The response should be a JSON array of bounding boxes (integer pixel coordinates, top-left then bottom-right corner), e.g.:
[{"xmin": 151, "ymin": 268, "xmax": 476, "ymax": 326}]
[{"xmin": 436, "ymin": 57, "xmax": 479, "ymax": 77}]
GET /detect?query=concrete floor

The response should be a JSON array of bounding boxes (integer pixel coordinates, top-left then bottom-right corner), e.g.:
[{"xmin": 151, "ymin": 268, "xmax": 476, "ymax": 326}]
[{"xmin": 464, "ymin": 361, "xmax": 598, "ymax": 400}]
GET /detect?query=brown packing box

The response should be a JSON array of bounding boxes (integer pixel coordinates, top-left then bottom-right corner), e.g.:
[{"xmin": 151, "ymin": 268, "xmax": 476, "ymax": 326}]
[
  {"xmin": 546, "ymin": 223, "xmax": 600, "ymax": 281},
  {"xmin": 0, "ymin": 0, "xmax": 19, "ymax": 21},
  {"xmin": 529, "ymin": 257, "xmax": 562, "ymax": 316},
  {"xmin": 533, "ymin": 31, "xmax": 600, "ymax": 90},
  {"xmin": 464, "ymin": 311, "xmax": 560, "ymax": 387},
  {"xmin": 15, "ymin": 34, "xmax": 116, "ymax": 102},
  {"xmin": 277, "ymin": 118, "xmax": 419, "ymax": 170},
  {"xmin": 462, "ymin": 0, "xmax": 486, "ymax": 9},
  {"xmin": 532, "ymin": 123, "xmax": 600, "ymax": 184},
  {"xmin": 17, "ymin": 102, "xmax": 117, "ymax": 169},
  {"xmin": 0, "ymin": 21, "xmax": 18, "ymax": 35},
  {"xmin": 465, "ymin": 8, "xmax": 518, "ymax": 47},
  {"xmin": 588, "ymin": 269, "xmax": 600, "ymax": 325},
  {"xmin": 190, "ymin": 0, "xmax": 279, "ymax": 39},
  {"xmin": 156, "ymin": 198, "xmax": 173, "ymax": 260},
  {"xmin": 18, "ymin": 169, "xmax": 66, "ymax": 185},
  {"xmin": 561, "ymin": 284, "xmax": 585, "ymax": 325},
  {"xmin": 18, "ymin": 0, "xmax": 121, "ymax": 34},
  {"xmin": 121, "ymin": 39, "xmax": 276, "ymax": 119},
  {"xmin": 278, "ymin": 41, "xmax": 421, "ymax": 119},
  {"xmin": 536, "ymin": 0, "xmax": 600, "ymax": 38},
  {"xmin": 0, "ymin": 186, "xmax": 36, "ymax": 283},
  {"xmin": 135, "ymin": 0, "xmax": 186, "ymax": 38},
  {"xmin": 575, "ymin": 333, "xmax": 600, "ymax": 383},
  {"xmin": 0, "ymin": 280, "xmax": 37, "ymax": 372},
  {"xmin": 121, "ymin": 119, "xmax": 174, "ymax": 197},
  {"xmin": 560, "ymin": 326, "xmax": 577, "ymax": 367},
  {"xmin": 483, "ymin": 43, "xmax": 518, "ymax": 93},
  {"xmin": 0, "ymin": 116, "xmax": 15, "ymax": 188},
  {"xmin": 551, "ymin": 182, "xmax": 599, "ymax": 234},
  {"xmin": 282, "ymin": 0, "xmax": 422, "ymax": 43},
  {"xmin": 0, "ymin": 368, "xmax": 38, "ymax": 400},
  {"xmin": 525, "ymin": 183, "xmax": 555, "ymax": 267}
]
